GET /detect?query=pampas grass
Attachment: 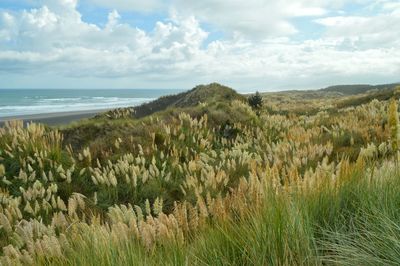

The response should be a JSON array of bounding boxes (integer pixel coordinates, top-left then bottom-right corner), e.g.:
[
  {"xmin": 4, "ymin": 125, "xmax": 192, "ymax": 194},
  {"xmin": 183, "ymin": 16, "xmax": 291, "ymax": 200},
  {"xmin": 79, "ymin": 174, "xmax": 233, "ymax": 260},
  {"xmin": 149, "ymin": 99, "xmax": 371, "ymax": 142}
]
[{"xmin": 0, "ymin": 92, "xmax": 399, "ymax": 264}]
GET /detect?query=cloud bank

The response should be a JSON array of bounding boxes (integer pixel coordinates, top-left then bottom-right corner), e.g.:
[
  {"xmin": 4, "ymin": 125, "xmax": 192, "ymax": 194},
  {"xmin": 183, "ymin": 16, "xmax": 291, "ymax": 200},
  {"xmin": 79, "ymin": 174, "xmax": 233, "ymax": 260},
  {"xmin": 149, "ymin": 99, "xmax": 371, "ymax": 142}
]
[{"xmin": 0, "ymin": 0, "xmax": 399, "ymax": 90}]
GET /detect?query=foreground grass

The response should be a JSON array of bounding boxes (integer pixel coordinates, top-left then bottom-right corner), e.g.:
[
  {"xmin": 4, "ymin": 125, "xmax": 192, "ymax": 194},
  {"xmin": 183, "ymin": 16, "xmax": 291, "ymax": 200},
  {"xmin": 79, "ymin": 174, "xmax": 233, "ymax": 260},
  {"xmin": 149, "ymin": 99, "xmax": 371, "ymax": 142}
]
[{"xmin": 35, "ymin": 160, "xmax": 400, "ymax": 266}]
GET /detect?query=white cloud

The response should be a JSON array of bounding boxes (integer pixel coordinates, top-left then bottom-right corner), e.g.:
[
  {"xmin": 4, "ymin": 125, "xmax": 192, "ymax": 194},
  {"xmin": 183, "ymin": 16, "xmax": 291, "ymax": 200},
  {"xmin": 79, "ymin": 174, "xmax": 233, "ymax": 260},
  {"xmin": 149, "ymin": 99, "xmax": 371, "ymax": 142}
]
[
  {"xmin": 0, "ymin": 3, "xmax": 209, "ymax": 78},
  {"xmin": 106, "ymin": 9, "xmax": 120, "ymax": 29},
  {"xmin": 314, "ymin": 3, "xmax": 400, "ymax": 49},
  {"xmin": 170, "ymin": 0, "xmax": 363, "ymax": 39},
  {"xmin": 0, "ymin": 0, "xmax": 399, "ymax": 90},
  {"xmin": 172, "ymin": 0, "xmax": 296, "ymax": 38}
]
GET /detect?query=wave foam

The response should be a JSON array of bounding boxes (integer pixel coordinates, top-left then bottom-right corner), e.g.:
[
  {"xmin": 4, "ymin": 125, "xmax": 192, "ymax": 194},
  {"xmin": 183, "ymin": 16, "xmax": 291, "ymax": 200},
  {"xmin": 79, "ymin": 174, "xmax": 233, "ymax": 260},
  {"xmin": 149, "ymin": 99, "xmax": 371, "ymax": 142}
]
[{"xmin": 0, "ymin": 97, "xmax": 153, "ymax": 117}]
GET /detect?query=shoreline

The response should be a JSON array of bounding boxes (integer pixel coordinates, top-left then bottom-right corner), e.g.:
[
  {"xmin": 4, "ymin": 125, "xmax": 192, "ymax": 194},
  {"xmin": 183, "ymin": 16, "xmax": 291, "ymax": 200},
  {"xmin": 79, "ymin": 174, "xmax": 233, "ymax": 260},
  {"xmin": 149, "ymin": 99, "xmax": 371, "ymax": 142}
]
[{"xmin": 0, "ymin": 109, "xmax": 111, "ymax": 126}]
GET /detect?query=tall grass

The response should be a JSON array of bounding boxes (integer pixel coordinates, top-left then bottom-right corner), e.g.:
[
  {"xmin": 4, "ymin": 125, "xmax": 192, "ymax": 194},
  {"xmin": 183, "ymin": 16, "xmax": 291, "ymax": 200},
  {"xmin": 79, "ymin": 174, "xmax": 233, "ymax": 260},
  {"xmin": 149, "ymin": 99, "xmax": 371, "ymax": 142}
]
[
  {"xmin": 26, "ymin": 159, "xmax": 400, "ymax": 265},
  {"xmin": 1, "ymin": 88, "xmax": 400, "ymax": 265}
]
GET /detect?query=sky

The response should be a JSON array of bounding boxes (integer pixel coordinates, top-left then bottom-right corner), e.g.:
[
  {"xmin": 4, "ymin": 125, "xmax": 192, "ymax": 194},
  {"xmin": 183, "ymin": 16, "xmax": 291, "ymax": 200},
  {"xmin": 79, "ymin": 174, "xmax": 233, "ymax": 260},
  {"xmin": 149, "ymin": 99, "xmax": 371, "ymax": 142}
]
[{"xmin": 0, "ymin": 0, "xmax": 399, "ymax": 91}]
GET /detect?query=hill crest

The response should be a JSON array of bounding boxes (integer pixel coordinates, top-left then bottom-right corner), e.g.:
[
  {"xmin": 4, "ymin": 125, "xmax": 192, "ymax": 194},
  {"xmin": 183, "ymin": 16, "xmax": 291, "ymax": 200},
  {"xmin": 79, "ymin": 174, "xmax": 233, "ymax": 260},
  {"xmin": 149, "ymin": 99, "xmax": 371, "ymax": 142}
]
[{"xmin": 102, "ymin": 83, "xmax": 244, "ymax": 119}]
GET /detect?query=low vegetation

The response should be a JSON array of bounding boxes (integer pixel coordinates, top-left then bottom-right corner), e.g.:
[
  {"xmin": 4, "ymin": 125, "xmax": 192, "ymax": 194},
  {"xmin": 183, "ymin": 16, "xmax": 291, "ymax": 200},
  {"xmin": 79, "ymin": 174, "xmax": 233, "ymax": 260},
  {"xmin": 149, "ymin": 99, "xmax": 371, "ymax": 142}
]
[{"xmin": 0, "ymin": 83, "xmax": 400, "ymax": 265}]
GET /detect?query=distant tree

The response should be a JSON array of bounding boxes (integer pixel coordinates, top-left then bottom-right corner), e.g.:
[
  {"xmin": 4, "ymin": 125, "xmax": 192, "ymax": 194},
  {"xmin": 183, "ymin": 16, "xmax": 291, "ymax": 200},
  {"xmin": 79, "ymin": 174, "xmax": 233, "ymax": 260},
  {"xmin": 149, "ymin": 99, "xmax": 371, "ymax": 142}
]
[
  {"xmin": 388, "ymin": 97, "xmax": 399, "ymax": 151},
  {"xmin": 248, "ymin": 91, "xmax": 263, "ymax": 110}
]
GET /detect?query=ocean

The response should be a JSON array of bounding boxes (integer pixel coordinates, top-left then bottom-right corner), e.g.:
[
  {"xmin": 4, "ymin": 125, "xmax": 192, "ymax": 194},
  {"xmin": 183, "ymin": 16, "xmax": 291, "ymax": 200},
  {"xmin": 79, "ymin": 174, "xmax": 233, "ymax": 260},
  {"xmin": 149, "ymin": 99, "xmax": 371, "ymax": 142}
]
[{"xmin": 0, "ymin": 89, "xmax": 183, "ymax": 118}]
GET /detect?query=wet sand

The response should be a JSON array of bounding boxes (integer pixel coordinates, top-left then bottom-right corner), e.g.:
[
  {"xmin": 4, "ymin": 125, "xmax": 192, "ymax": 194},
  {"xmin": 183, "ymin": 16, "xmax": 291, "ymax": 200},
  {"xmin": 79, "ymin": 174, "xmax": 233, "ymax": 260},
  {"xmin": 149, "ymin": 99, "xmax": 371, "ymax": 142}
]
[{"xmin": 0, "ymin": 109, "xmax": 110, "ymax": 126}]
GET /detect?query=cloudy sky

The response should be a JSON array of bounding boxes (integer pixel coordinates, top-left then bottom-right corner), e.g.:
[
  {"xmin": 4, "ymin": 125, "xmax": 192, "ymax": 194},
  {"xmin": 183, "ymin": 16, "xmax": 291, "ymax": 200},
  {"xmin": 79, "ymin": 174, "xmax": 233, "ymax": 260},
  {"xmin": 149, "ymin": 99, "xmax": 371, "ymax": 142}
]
[{"xmin": 0, "ymin": 0, "xmax": 399, "ymax": 91}]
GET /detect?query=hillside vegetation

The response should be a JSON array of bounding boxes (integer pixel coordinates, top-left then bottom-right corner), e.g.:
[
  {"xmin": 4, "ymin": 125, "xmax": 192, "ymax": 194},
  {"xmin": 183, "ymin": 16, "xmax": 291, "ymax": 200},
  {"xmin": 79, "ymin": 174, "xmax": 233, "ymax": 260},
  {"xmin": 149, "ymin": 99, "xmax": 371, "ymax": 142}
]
[
  {"xmin": 97, "ymin": 83, "xmax": 244, "ymax": 119},
  {"xmin": 1, "ymin": 83, "xmax": 400, "ymax": 265},
  {"xmin": 320, "ymin": 82, "xmax": 400, "ymax": 95},
  {"xmin": 262, "ymin": 83, "xmax": 400, "ymax": 115},
  {"xmin": 61, "ymin": 83, "xmax": 246, "ymax": 151}
]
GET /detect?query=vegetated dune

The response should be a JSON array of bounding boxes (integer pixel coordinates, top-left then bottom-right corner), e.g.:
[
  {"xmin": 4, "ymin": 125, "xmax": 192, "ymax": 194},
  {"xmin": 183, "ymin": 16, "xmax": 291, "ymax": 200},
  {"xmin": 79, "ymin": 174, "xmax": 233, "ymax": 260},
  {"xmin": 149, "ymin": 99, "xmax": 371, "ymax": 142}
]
[
  {"xmin": 1, "ymin": 83, "xmax": 400, "ymax": 265},
  {"xmin": 319, "ymin": 82, "xmax": 400, "ymax": 95},
  {"xmin": 62, "ymin": 83, "xmax": 247, "ymax": 151},
  {"xmin": 262, "ymin": 82, "xmax": 400, "ymax": 115},
  {"xmin": 97, "ymin": 82, "xmax": 245, "ymax": 119}
]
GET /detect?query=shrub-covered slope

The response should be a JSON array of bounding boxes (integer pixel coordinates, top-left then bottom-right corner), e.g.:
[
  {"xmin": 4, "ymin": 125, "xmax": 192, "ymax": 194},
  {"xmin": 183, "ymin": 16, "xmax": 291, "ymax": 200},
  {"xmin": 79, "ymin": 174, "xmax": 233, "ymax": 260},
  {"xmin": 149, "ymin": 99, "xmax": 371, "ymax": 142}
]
[
  {"xmin": 320, "ymin": 82, "xmax": 400, "ymax": 95},
  {"xmin": 61, "ymin": 83, "xmax": 248, "ymax": 153},
  {"xmin": 97, "ymin": 82, "xmax": 245, "ymax": 119}
]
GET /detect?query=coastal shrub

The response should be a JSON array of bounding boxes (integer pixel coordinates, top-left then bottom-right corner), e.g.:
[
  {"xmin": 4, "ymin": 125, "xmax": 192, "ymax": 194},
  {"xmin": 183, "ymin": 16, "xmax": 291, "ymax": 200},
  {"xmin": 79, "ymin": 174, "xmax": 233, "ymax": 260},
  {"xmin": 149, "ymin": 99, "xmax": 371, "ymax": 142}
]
[{"xmin": 248, "ymin": 91, "xmax": 263, "ymax": 109}]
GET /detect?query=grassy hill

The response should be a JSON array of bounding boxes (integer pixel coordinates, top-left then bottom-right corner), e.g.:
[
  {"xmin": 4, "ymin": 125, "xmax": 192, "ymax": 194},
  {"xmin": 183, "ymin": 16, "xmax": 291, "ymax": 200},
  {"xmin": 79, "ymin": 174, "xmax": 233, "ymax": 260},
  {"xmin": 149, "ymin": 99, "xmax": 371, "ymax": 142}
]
[
  {"xmin": 61, "ymin": 83, "xmax": 250, "ymax": 154},
  {"xmin": 262, "ymin": 82, "xmax": 400, "ymax": 115},
  {"xmin": 1, "ymin": 83, "xmax": 400, "ymax": 265},
  {"xmin": 320, "ymin": 82, "xmax": 400, "ymax": 95},
  {"xmin": 98, "ymin": 82, "xmax": 245, "ymax": 119}
]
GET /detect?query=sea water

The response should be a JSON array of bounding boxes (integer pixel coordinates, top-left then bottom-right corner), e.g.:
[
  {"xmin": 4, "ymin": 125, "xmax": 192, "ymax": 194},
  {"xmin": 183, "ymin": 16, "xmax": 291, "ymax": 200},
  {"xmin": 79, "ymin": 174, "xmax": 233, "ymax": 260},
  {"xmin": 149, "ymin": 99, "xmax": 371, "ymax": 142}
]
[{"xmin": 0, "ymin": 89, "xmax": 183, "ymax": 118}]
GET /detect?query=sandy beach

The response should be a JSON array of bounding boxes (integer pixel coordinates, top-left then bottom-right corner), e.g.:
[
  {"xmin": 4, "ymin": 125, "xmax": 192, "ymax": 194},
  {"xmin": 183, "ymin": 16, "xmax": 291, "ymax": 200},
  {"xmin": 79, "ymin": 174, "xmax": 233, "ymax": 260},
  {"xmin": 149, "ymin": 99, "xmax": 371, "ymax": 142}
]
[{"xmin": 0, "ymin": 109, "xmax": 109, "ymax": 126}]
